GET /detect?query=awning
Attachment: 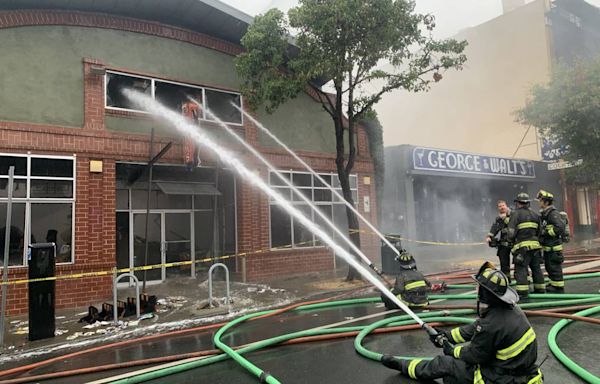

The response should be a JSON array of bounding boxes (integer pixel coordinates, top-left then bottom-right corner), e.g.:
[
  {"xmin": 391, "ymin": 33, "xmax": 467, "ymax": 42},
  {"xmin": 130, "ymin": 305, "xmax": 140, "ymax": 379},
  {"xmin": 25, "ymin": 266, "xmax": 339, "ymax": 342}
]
[{"xmin": 156, "ymin": 182, "xmax": 221, "ymax": 196}]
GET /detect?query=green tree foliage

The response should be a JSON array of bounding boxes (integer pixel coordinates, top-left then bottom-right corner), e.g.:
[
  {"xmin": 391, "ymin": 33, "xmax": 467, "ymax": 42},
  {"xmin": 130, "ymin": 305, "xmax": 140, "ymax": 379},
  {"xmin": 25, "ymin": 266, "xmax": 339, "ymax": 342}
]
[
  {"xmin": 518, "ymin": 59, "xmax": 600, "ymax": 183},
  {"xmin": 235, "ymin": 0, "xmax": 467, "ymax": 279}
]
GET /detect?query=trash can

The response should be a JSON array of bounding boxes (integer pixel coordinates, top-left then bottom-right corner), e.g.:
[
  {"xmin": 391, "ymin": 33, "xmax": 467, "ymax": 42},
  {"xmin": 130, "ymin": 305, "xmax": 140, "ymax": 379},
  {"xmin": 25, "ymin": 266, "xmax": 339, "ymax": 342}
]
[
  {"xmin": 381, "ymin": 235, "xmax": 403, "ymax": 275},
  {"xmin": 28, "ymin": 243, "xmax": 56, "ymax": 341}
]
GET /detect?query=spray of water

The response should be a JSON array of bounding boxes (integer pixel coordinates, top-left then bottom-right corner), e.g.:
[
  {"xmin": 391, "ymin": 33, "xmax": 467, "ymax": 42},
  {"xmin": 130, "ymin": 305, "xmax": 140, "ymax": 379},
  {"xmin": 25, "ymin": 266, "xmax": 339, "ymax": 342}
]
[
  {"xmin": 230, "ymin": 102, "xmax": 400, "ymax": 257},
  {"xmin": 188, "ymin": 97, "xmax": 378, "ymax": 278},
  {"xmin": 123, "ymin": 89, "xmax": 427, "ymax": 327}
]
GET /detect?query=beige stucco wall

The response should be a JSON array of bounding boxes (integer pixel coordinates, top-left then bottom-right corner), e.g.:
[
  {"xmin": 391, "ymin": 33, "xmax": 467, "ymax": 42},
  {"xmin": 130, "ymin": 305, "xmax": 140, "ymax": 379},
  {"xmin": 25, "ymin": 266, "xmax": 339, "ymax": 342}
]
[{"xmin": 377, "ymin": 0, "xmax": 551, "ymax": 160}]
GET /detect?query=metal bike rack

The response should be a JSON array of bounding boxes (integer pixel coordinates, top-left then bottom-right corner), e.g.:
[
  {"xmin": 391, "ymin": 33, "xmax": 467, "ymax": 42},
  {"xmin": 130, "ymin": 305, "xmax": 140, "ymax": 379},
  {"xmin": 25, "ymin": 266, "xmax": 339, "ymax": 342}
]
[
  {"xmin": 113, "ymin": 273, "xmax": 141, "ymax": 325},
  {"xmin": 208, "ymin": 263, "xmax": 231, "ymax": 310}
]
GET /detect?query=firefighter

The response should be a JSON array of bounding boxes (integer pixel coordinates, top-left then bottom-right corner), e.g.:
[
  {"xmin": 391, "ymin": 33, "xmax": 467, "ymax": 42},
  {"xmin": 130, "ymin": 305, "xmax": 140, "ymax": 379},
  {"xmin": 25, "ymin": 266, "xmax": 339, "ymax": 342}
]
[
  {"xmin": 486, "ymin": 200, "xmax": 512, "ymax": 282},
  {"xmin": 536, "ymin": 190, "xmax": 566, "ymax": 293},
  {"xmin": 507, "ymin": 193, "xmax": 546, "ymax": 299},
  {"xmin": 381, "ymin": 250, "xmax": 430, "ymax": 309},
  {"xmin": 381, "ymin": 262, "xmax": 543, "ymax": 384}
]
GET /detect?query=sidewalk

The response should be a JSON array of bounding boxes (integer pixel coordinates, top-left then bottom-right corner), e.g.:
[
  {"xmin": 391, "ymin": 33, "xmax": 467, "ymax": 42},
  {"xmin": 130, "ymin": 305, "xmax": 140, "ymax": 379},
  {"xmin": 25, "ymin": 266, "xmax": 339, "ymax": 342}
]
[{"xmin": 0, "ymin": 267, "xmax": 371, "ymax": 366}]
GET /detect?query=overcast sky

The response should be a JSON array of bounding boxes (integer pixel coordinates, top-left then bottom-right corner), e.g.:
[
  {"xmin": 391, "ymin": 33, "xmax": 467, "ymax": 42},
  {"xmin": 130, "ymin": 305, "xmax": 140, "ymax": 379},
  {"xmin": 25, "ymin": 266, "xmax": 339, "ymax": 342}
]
[{"xmin": 221, "ymin": 0, "xmax": 600, "ymax": 39}]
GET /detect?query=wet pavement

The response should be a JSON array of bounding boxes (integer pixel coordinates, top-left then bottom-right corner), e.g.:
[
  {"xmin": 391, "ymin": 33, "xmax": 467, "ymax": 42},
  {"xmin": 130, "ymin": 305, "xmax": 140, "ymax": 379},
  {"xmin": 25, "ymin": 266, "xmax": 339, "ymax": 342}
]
[
  {"xmin": 1, "ymin": 243, "xmax": 598, "ymax": 384},
  {"xmin": 3, "ymin": 276, "xmax": 597, "ymax": 384}
]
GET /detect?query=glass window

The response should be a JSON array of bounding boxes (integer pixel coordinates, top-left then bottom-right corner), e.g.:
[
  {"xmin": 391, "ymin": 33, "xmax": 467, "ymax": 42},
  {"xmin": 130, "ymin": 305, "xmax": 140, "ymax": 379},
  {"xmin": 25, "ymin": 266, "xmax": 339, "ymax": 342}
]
[
  {"xmin": 30, "ymin": 180, "xmax": 73, "ymax": 198},
  {"xmin": 155, "ymin": 81, "xmax": 203, "ymax": 114},
  {"xmin": 194, "ymin": 195, "xmax": 214, "ymax": 210},
  {"xmin": 116, "ymin": 212, "xmax": 130, "ymax": 270},
  {"xmin": 116, "ymin": 189, "xmax": 129, "ymax": 210},
  {"xmin": 31, "ymin": 158, "xmax": 73, "ymax": 178},
  {"xmin": 0, "ymin": 155, "xmax": 75, "ymax": 265},
  {"xmin": 292, "ymin": 188, "xmax": 312, "ymax": 202},
  {"xmin": 194, "ymin": 210, "xmax": 214, "ymax": 262},
  {"xmin": 293, "ymin": 204, "xmax": 314, "ymax": 247},
  {"xmin": 314, "ymin": 204, "xmax": 333, "ymax": 246},
  {"xmin": 314, "ymin": 174, "xmax": 332, "ymax": 188},
  {"xmin": 293, "ymin": 173, "xmax": 312, "ymax": 187},
  {"xmin": 106, "ymin": 73, "xmax": 152, "ymax": 111},
  {"xmin": 30, "ymin": 203, "xmax": 73, "ymax": 264},
  {"xmin": 0, "ymin": 203, "xmax": 26, "ymax": 266},
  {"xmin": 268, "ymin": 171, "xmax": 357, "ymax": 249},
  {"xmin": 0, "ymin": 179, "xmax": 27, "ymax": 198},
  {"xmin": 272, "ymin": 187, "xmax": 291, "ymax": 201},
  {"xmin": 270, "ymin": 205, "xmax": 292, "ymax": 248},
  {"xmin": 270, "ymin": 172, "xmax": 290, "ymax": 187},
  {"xmin": 313, "ymin": 189, "xmax": 332, "ymax": 202},
  {"xmin": 205, "ymin": 90, "xmax": 242, "ymax": 124},
  {"xmin": 0, "ymin": 156, "xmax": 27, "ymax": 176}
]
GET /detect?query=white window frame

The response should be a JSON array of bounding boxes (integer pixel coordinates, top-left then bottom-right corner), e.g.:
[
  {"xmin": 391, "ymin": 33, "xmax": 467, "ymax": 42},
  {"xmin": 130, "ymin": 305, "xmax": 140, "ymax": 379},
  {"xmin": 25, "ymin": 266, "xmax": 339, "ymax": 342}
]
[
  {"xmin": 268, "ymin": 170, "xmax": 358, "ymax": 250},
  {"xmin": 0, "ymin": 153, "xmax": 76, "ymax": 267},
  {"xmin": 104, "ymin": 70, "xmax": 244, "ymax": 126}
]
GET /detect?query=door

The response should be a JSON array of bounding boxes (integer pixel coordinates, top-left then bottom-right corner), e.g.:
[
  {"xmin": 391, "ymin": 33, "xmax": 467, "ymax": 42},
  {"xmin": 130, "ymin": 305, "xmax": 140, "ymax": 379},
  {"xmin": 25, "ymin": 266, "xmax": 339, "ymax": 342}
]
[
  {"xmin": 133, "ymin": 213, "xmax": 163, "ymax": 283},
  {"xmin": 164, "ymin": 212, "xmax": 192, "ymax": 278}
]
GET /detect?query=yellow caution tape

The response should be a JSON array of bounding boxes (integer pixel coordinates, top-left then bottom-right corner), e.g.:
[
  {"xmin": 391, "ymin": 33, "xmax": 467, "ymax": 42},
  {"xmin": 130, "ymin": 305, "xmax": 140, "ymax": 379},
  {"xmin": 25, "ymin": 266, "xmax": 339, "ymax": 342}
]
[
  {"xmin": 1, "ymin": 229, "xmax": 483, "ymax": 286},
  {"xmin": 349, "ymin": 229, "xmax": 486, "ymax": 246},
  {"xmin": 0, "ymin": 238, "xmax": 317, "ymax": 286}
]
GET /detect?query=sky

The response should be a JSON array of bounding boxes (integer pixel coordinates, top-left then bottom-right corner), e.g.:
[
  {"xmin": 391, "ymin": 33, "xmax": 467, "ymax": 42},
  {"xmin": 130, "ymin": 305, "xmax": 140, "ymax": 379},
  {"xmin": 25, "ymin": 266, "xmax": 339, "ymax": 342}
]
[{"xmin": 221, "ymin": 0, "xmax": 600, "ymax": 39}]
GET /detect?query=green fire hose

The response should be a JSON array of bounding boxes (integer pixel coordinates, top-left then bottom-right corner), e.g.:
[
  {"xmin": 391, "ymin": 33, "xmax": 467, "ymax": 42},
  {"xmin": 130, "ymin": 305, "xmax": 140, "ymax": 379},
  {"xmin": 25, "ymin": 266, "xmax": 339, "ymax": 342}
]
[
  {"xmin": 109, "ymin": 291, "xmax": 600, "ymax": 384},
  {"xmin": 547, "ymin": 305, "xmax": 600, "ymax": 384}
]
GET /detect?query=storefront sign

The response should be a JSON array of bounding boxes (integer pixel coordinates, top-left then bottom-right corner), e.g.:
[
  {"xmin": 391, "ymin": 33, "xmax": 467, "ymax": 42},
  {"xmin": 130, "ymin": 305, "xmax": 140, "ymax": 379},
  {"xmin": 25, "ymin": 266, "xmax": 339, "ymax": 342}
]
[
  {"xmin": 547, "ymin": 159, "xmax": 583, "ymax": 171},
  {"xmin": 412, "ymin": 147, "xmax": 536, "ymax": 178},
  {"xmin": 541, "ymin": 136, "xmax": 569, "ymax": 161}
]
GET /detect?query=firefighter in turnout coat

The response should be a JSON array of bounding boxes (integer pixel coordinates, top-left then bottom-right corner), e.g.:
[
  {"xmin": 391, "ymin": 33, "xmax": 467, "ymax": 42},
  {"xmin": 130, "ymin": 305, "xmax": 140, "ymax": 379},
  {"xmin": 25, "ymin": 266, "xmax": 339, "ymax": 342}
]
[
  {"xmin": 507, "ymin": 193, "xmax": 546, "ymax": 299},
  {"xmin": 381, "ymin": 251, "xmax": 430, "ymax": 309},
  {"xmin": 381, "ymin": 262, "xmax": 543, "ymax": 384}
]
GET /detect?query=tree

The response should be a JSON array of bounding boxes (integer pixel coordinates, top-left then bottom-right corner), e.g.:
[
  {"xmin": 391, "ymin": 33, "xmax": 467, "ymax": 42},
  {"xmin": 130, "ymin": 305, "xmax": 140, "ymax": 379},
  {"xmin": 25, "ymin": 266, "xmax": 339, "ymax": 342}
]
[
  {"xmin": 518, "ymin": 58, "xmax": 600, "ymax": 184},
  {"xmin": 235, "ymin": 0, "xmax": 467, "ymax": 280}
]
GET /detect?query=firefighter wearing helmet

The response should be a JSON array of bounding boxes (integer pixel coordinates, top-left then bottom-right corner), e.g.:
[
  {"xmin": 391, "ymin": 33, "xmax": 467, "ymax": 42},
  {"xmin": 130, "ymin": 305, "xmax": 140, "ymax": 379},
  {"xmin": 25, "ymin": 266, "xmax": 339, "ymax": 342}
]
[
  {"xmin": 536, "ymin": 190, "xmax": 566, "ymax": 293},
  {"xmin": 381, "ymin": 262, "xmax": 542, "ymax": 383},
  {"xmin": 380, "ymin": 250, "xmax": 430, "ymax": 310},
  {"xmin": 506, "ymin": 192, "xmax": 546, "ymax": 299}
]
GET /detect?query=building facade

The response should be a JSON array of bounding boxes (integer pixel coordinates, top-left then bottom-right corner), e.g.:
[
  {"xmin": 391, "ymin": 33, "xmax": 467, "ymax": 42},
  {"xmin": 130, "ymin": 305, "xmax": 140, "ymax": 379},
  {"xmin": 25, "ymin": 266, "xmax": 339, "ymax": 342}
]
[
  {"xmin": 0, "ymin": 2, "xmax": 378, "ymax": 314},
  {"xmin": 378, "ymin": 0, "xmax": 600, "ymax": 239},
  {"xmin": 383, "ymin": 145, "xmax": 563, "ymax": 244}
]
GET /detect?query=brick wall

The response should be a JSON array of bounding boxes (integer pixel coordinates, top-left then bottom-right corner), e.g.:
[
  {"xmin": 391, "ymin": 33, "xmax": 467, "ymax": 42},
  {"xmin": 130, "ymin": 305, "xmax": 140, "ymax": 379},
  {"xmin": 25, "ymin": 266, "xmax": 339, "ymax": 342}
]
[{"xmin": 0, "ymin": 10, "xmax": 379, "ymax": 314}]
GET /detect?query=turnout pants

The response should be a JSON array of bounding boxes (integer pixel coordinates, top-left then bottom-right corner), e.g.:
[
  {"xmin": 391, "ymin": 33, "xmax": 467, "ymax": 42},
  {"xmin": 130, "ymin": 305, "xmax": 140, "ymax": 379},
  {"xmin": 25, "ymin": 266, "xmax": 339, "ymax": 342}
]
[
  {"xmin": 405, "ymin": 356, "xmax": 544, "ymax": 384},
  {"xmin": 405, "ymin": 355, "xmax": 473, "ymax": 384},
  {"xmin": 544, "ymin": 250, "xmax": 564, "ymax": 291},
  {"xmin": 497, "ymin": 245, "xmax": 512, "ymax": 282},
  {"xmin": 513, "ymin": 249, "xmax": 545, "ymax": 298}
]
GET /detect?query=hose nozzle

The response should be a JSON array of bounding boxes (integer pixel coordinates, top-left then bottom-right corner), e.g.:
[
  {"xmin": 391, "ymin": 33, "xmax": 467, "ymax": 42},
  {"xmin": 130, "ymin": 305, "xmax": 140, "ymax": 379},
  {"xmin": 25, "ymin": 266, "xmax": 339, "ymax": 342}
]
[{"xmin": 422, "ymin": 323, "xmax": 438, "ymax": 337}]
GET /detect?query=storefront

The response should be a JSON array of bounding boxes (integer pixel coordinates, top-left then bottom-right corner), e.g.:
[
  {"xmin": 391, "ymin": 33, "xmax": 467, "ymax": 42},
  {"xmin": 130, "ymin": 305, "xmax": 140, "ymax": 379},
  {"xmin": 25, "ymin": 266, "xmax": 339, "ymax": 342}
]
[
  {"xmin": 383, "ymin": 145, "xmax": 562, "ymax": 243},
  {"xmin": 0, "ymin": 2, "xmax": 378, "ymax": 314}
]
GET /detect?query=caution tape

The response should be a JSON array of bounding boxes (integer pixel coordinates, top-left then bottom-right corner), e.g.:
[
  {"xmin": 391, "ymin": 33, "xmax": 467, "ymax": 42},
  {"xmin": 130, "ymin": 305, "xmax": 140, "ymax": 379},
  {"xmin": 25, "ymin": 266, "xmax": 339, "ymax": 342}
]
[
  {"xmin": 0, "ymin": 238, "xmax": 316, "ymax": 286},
  {"xmin": 349, "ymin": 229, "xmax": 486, "ymax": 247},
  {"xmin": 1, "ymin": 229, "xmax": 484, "ymax": 286}
]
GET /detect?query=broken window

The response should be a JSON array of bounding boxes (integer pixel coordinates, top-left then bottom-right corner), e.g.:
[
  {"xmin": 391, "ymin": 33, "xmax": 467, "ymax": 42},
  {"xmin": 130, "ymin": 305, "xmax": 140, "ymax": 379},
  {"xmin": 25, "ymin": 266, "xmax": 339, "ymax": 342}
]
[
  {"xmin": 205, "ymin": 89, "xmax": 242, "ymax": 124},
  {"xmin": 155, "ymin": 81, "xmax": 204, "ymax": 115},
  {"xmin": 106, "ymin": 72, "xmax": 152, "ymax": 111},
  {"xmin": 105, "ymin": 71, "xmax": 243, "ymax": 124}
]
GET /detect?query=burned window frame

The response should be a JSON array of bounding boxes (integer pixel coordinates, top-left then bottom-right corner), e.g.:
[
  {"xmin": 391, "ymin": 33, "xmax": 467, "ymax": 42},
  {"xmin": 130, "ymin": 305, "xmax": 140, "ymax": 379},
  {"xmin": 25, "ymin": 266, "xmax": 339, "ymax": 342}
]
[
  {"xmin": 268, "ymin": 170, "xmax": 359, "ymax": 249},
  {"xmin": 0, "ymin": 153, "xmax": 76, "ymax": 267},
  {"xmin": 104, "ymin": 70, "xmax": 244, "ymax": 125}
]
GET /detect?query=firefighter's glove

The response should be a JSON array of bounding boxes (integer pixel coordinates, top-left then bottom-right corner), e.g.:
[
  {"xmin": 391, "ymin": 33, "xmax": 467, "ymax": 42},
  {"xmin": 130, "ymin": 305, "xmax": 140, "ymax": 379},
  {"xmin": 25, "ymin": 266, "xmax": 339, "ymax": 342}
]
[
  {"xmin": 428, "ymin": 328, "xmax": 448, "ymax": 348},
  {"xmin": 442, "ymin": 339, "xmax": 455, "ymax": 357},
  {"xmin": 381, "ymin": 354, "xmax": 403, "ymax": 371}
]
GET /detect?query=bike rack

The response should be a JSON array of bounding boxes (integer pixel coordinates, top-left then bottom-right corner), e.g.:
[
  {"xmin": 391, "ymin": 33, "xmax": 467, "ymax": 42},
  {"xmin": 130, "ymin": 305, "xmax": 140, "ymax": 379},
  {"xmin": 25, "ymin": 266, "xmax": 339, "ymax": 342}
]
[
  {"xmin": 113, "ymin": 273, "xmax": 141, "ymax": 325},
  {"xmin": 208, "ymin": 263, "xmax": 231, "ymax": 310}
]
